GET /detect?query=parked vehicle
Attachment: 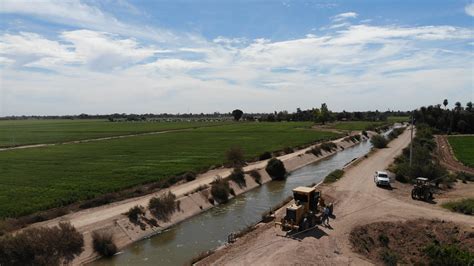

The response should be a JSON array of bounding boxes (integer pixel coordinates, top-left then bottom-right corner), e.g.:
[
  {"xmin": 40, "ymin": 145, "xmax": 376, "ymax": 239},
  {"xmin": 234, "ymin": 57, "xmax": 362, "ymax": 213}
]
[
  {"xmin": 411, "ymin": 177, "xmax": 433, "ymax": 201},
  {"xmin": 374, "ymin": 171, "xmax": 390, "ymax": 187}
]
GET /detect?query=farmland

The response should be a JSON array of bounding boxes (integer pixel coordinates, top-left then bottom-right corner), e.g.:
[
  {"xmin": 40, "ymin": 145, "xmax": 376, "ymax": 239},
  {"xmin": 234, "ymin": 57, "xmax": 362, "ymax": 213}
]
[
  {"xmin": 0, "ymin": 119, "xmax": 230, "ymax": 148},
  {"xmin": 448, "ymin": 136, "xmax": 474, "ymax": 168},
  {"xmin": 387, "ymin": 116, "xmax": 409, "ymax": 123},
  {"xmin": 0, "ymin": 122, "xmax": 338, "ymax": 218},
  {"xmin": 330, "ymin": 121, "xmax": 387, "ymax": 131}
]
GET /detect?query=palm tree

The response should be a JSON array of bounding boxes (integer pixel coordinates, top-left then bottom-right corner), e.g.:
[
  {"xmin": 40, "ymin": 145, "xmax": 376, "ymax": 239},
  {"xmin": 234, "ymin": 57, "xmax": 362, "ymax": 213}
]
[
  {"xmin": 466, "ymin": 101, "xmax": 473, "ymax": 112},
  {"xmin": 443, "ymin": 99, "xmax": 448, "ymax": 109},
  {"xmin": 455, "ymin": 101, "xmax": 462, "ymax": 112}
]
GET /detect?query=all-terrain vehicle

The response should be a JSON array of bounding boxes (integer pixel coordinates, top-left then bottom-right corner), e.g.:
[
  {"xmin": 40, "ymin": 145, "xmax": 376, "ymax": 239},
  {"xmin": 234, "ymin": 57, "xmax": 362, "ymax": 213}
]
[{"xmin": 411, "ymin": 177, "xmax": 433, "ymax": 201}]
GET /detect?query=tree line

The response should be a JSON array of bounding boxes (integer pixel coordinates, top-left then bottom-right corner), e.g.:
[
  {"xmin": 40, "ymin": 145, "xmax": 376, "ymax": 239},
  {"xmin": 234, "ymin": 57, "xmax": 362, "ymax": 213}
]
[{"xmin": 414, "ymin": 100, "xmax": 473, "ymax": 134}]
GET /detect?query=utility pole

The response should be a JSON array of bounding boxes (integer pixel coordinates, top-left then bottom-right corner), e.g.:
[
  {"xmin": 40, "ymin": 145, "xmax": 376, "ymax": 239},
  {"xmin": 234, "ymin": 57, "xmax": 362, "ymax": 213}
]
[{"xmin": 409, "ymin": 111, "xmax": 414, "ymax": 167}]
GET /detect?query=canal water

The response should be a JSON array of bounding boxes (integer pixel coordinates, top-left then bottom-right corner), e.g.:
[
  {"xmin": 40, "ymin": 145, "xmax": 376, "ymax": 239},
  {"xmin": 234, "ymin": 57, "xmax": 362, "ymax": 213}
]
[{"xmin": 92, "ymin": 139, "xmax": 372, "ymax": 265}]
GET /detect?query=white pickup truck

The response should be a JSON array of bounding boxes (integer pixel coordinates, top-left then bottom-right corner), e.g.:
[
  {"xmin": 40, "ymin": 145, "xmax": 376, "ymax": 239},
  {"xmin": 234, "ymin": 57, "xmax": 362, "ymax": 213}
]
[{"xmin": 374, "ymin": 171, "xmax": 390, "ymax": 187}]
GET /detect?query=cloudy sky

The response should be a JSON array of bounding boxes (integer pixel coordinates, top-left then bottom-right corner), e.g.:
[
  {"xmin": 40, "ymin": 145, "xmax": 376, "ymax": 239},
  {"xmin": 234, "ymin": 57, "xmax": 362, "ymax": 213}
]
[{"xmin": 0, "ymin": 0, "xmax": 473, "ymax": 116}]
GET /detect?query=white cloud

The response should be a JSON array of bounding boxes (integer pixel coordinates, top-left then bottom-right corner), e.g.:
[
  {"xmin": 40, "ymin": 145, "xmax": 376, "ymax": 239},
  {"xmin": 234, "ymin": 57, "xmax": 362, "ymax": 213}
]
[
  {"xmin": 0, "ymin": 0, "xmax": 177, "ymax": 43},
  {"xmin": 465, "ymin": 3, "xmax": 474, "ymax": 16},
  {"xmin": 332, "ymin": 12, "xmax": 358, "ymax": 22},
  {"xmin": 0, "ymin": 10, "xmax": 473, "ymax": 115}
]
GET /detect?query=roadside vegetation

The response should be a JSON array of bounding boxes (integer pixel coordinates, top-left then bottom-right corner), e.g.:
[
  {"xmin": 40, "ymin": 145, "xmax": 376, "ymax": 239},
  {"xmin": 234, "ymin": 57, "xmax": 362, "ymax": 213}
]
[
  {"xmin": 448, "ymin": 136, "xmax": 474, "ymax": 168},
  {"xmin": 0, "ymin": 122, "xmax": 338, "ymax": 218},
  {"xmin": 392, "ymin": 124, "xmax": 448, "ymax": 184},
  {"xmin": 323, "ymin": 169, "xmax": 345, "ymax": 183},
  {"xmin": 442, "ymin": 198, "xmax": 473, "ymax": 215},
  {"xmin": 228, "ymin": 167, "xmax": 246, "ymax": 187},
  {"xmin": 92, "ymin": 230, "xmax": 117, "ymax": 257},
  {"xmin": 370, "ymin": 134, "xmax": 388, "ymax": 148},
  {"xmin": 0, "ymin": 222, "xmax": 83, "ymax": 265}
]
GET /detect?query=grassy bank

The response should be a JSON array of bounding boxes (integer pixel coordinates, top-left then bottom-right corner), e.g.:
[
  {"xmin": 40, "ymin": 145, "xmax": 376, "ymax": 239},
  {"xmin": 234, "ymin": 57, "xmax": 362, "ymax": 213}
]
[
  {"xmin": 442, "ymin": 198, "xmax": 473, "ymax": 215},
  {"xmin": 0, "ymin": 119, "xmax": 231, "ymax": 147},
  {"xmin": 0, "ymin": 122, "xmax": 338, "ymax": 218},
  {"xmin": 448, "ymin": 136, "xmax": 474, "ymax": 168}
]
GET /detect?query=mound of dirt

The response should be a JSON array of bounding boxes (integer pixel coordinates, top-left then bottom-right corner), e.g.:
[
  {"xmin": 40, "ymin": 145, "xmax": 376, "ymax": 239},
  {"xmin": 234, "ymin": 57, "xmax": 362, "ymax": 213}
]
[{"xmin": 350, "ymin": 219, "xmax": 474, "ymax": 265}]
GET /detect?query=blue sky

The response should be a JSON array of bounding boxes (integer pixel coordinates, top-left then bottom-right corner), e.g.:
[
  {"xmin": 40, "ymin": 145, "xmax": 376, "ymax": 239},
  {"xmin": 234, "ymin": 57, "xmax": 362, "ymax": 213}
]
[{"xmin": 0, "ymin": 0, "xmax": 473, "ymax": 115}]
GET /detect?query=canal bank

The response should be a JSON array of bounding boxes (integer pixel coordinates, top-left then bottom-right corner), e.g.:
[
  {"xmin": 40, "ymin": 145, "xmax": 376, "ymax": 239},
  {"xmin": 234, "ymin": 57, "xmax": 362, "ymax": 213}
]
[{"xmin": 90, "ymin": 136, "xmax": 372, "ymax": 265}]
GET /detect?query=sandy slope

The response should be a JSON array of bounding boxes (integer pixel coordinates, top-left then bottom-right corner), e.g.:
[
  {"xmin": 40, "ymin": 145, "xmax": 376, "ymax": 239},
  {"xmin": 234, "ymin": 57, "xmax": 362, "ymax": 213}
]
[
  {"xmin": 435, "ymin": 135, "xmax": 474, "ymax": 174},
  {"xmin": 199, "ymin": 129, "xmax": 474, "ymax": 266}
]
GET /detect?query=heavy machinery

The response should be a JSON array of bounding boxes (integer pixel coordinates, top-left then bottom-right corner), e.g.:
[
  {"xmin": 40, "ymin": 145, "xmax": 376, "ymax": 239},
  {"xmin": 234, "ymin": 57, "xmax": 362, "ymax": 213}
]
[
  {"xmin": 411, "ymin": 177, "xmax": 433, "ymax": 201},
  {"xmin": 275, "ymin": 186, "xmax": 325, "ymax": 232}
]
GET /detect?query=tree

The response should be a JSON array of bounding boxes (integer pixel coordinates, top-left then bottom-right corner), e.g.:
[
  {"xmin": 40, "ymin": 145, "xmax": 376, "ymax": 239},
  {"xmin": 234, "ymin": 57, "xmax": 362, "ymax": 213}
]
[
  {"xmin": 315, "ymin": 103, "xmax": 332, "ymax": 124},
  {"xmin": 467, "ymin": 101, "xmax": 473, "ymax": 112},
  {"xmin": 455, "ymin": 101, "xmax": 462, "ymax": 112},
  {"xmin": 443, "ymin": 99, "xmax": 448, "ymax": 109},
  {"xmin": 232, "ymin": 109, "xmax": 243, "ymax": 121}
]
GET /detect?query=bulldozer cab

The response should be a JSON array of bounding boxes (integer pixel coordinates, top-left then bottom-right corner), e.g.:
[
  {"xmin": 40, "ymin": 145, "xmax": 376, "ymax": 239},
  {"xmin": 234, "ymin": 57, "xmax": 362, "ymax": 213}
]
[{"xmin": 292, "ymin": 186, "xmax": 320, "ymax": 213}]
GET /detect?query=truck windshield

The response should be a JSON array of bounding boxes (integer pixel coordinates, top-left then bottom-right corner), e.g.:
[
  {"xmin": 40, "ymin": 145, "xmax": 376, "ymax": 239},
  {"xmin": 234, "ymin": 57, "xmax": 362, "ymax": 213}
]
[{"xmin": 378, "ymin": 174, "xmax": 388, "ymax": 178}]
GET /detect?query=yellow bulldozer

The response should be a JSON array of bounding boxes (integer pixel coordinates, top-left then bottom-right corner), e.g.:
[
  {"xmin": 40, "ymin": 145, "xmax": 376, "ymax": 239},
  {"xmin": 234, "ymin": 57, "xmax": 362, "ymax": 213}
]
[{"xmin": 275, "ymin": 186, "xmax": 328, "ymax": 232}]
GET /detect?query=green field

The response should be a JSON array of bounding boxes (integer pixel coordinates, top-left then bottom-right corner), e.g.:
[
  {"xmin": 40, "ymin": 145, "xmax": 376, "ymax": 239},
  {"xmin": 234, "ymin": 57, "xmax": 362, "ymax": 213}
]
[
  {"xmin": 0, "ymin": 122, "xmax": 338, "ymax": 218},
  {"xmin": 331, "ymin": 121, "xmax": 387, "ymax": 131},
  {"xmin": 0, "ymin": 119, "xmax": 229, "ymax": 147},
  {"xmin": 448, "ymin": 136, "xmax": 474, "ymax": 168}
]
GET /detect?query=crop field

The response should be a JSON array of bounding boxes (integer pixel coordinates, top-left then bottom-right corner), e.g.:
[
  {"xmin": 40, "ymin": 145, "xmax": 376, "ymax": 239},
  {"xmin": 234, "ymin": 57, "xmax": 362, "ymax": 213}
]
[
  {"xmin": 0, "ymin": 122, "xmax": 338, "ymax": 218},
  {"xmin": 0, "ymin": 119, "xmax": 229, "ymax": 148},
  {"xmin": 448, "ymin": 136, "xmax": 474, "ymax": 168},
  {"xmin": 330, "ymin": 121, "xmax": 387, "ymax": 131}
]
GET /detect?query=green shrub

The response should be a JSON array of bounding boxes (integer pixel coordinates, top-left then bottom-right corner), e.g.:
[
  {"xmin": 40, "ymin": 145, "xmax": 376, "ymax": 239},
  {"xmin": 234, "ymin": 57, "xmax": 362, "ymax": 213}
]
[
  {"xmin": 229, "ymin": 167, "xmax": 246, "ymax": 187},
  {"xmin": 307, "ymin": 146, "xmax": 322, "ymax": 156},
  {"xmin": 258, "ymin": 151, "xmax": 272, "ymax": 160},
  {"xmin": 283, "ymin": 147, "xmax": 294, "ymax": 154},
  {"xmin": 0, "ymin": 222, "xmax": 83, "ymax": 265},
  {"xmin": 378, "ymin": 234, "xmax": 389, "ymax": 247},
  {"xmin": 183, "ymin": 172, "xmax": 196, "ymax": 182},
  {"xmin": 211, "ymin": 177, "xmax": 231, "ymax": 203},
  {"xmin": 248, "ymin": 170, "xmax": 262, "ymax": 185},
  {"xmin": 424, "ymin": 243, "xmax": 474, "ymax": 266},
  {"xmin": 456, "ymin": 172, "xmax": 474, "ymax": 182},
  {"xmin": 323, "ymin": 169, "xmax": 344, "ymax": 183},
  {"xmin": 320, "ymin": 142, "xmax": 337, "ymax": 152},
  {"xmin": 148, "ymin": 192, "xmax": 178, "ymax": 221},
  {"xmin": 226, "ymin": 147, "xmax": 245, "ymax": 166},
  {"xmin": 379, "ymin": 249, "xmax": 398, "ymax": 266},
  {"xmin": 442, "ymin": 198, "xmax": 473, "ymax": 215},
  {"xmin": 265, "ymin": 158, "xmax": 286, "ymax": 180},
  {"xmin": 388, "ymin": 127, "xmax": 405, "ymax": 140},
  {"xmin": 126, "ymin": 205, "xmax": 145, "ymax": 224},
  {"xmin": 92, "ymin": 230, "xmax": 117, "ymax": 257},
  {"xmin": 371, "ymin": 134, "xmax": 388, "ymax": 148}
]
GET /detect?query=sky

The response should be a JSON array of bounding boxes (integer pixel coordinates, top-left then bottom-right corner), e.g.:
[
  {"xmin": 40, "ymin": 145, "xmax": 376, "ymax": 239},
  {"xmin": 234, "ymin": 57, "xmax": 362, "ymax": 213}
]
[{"xmin": 0, "ymin": 0, "xmax": 473, "ymax": 116}]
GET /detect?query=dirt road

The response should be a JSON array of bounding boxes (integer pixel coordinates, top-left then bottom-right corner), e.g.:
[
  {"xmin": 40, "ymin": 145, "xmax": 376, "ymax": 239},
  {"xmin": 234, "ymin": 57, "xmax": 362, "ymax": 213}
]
[
  {"xmin": 435, "ymin": 135, "xmax": 474, "ymax": 174},
  {"xmin": 200, "ymin": 129, "xmax": 474, "ymax": 265}
]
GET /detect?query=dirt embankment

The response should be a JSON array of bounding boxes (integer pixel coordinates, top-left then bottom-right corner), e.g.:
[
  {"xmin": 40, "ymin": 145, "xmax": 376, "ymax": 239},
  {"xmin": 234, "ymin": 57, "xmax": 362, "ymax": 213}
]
[
  {"xmin": 23, "ymin": 133, "xmax": 365, "ymax": 265},
  {"xmin": 435, "ymin": 135, "xmax": 474, "ymax": 174},
  {"xmin": 198, "ymin": 129, "xmax": 474, "ymax": 266},
  {"xmin": 350, "ymin": 219, "xmax": 474, "ymax": 265}
]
